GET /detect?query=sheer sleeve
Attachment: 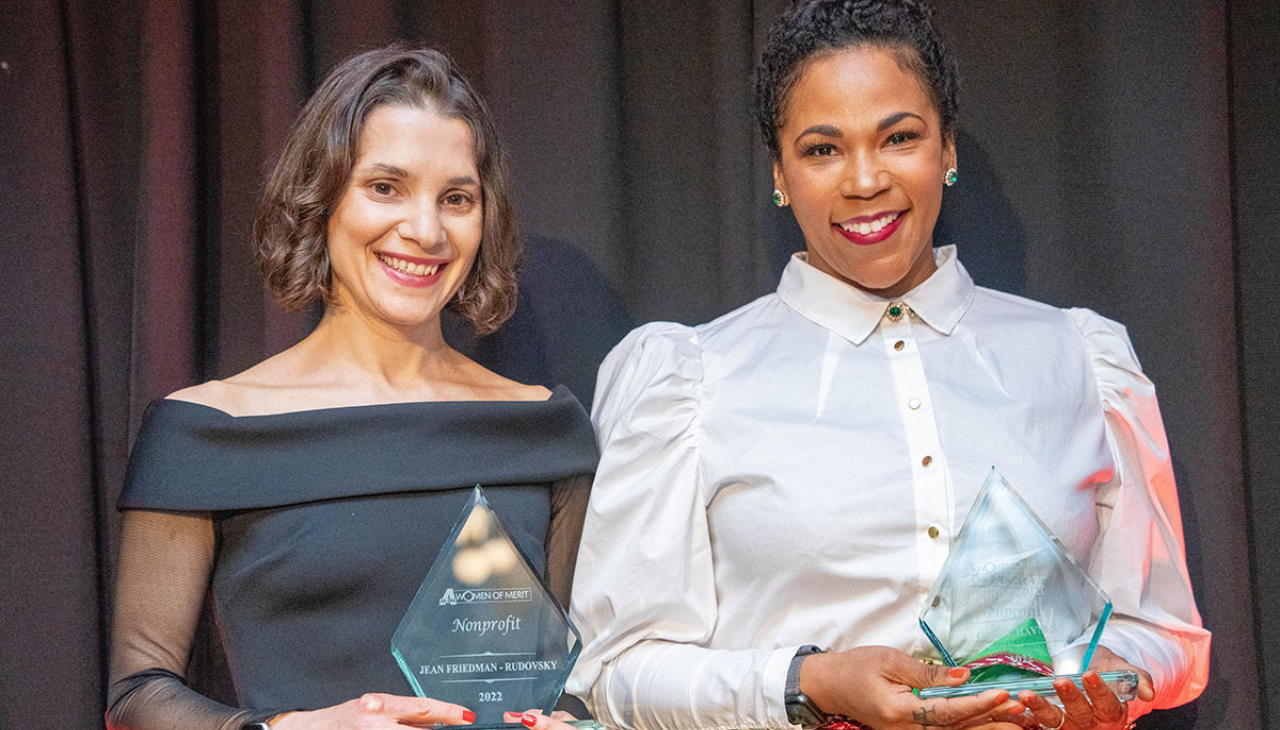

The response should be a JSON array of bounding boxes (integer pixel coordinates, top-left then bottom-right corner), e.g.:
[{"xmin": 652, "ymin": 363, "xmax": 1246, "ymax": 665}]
[
  {"xmin": 1069, "ymin": 308, "xmax": 1211, "ymax": 711},
  {"xmin": 105, "ymin": 510, "xmax": 278, "ymax": 730},
  {"xmin": 546, "ymin": 472, "xmax": 593, "ymax": 612},
  {"xmin": 566, "ymin": 323, "xmax": 798, "ymax": 730},
  {"xmin": 546, "ymin": 472, "xmax": 594, "ymax": 717}
]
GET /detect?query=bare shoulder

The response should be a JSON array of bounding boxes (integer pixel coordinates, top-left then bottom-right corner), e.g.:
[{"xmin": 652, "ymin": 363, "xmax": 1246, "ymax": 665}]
[
  {"xmin": 506, "ymin": 382, "xmax": 554, "ymax": 401},
  {"xmin": 164, "ymin": 351, "xmax": 308, "ymax": 415},
  {"xmin": 475, "ymin": 373, "xmax": 552, "ymax": 402},
  {"xmin": 457, "ymin": 358, "xmax": 552, "ymax": 402},
  {"xmin": 165, "ymin": 379, "xmax": 240, "ymax": 412}
]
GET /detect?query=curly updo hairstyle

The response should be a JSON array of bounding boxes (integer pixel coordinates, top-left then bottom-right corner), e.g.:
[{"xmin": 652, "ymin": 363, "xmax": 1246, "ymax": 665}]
[
  {"xmin": 254, "ymin": 45, "xmax": 519, "ymax": 335},
  {"xmin": 754, "ymin": 0, "xmax": 960, "ymax": 161}
]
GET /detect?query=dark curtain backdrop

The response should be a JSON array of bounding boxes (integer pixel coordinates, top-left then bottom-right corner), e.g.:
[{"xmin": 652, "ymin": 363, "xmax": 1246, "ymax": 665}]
[{"xmin": 1, "ymin": 1, "xmax": 1275, "ymax": 728}]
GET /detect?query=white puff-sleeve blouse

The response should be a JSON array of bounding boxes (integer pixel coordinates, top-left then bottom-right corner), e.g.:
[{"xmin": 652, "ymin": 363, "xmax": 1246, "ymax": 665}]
[{"xmin": 566, "ymin": 247, "xmax": 1209, "ymax": 730}]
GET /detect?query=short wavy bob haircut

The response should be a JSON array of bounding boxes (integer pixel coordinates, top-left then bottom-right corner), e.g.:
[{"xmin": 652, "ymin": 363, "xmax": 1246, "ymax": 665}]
[{"xmin": 254, "ymin": 45, "xmax": 519, "ymax": 335}]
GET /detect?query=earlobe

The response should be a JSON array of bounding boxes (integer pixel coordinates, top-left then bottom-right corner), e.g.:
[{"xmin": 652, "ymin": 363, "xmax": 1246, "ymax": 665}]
[
  {"xmin": 771, "ymin": 161, "xmax": 789, "ymax": 208},
  {"xmin": 942, "ymin": 142, "xmax": 959, "ymax": 188}
]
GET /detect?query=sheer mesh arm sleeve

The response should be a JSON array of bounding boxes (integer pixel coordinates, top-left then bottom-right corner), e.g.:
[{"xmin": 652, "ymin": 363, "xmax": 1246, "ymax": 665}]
[
  {"xmin": 546, "ymin": 472, "xmax": 593, "ymax": 717},
  {"xmin": 545, "ymin": 472, "xmax": 592, "ymax": 619},
  {"xmin": 105, "ymin": 510, "xmax": 274, "ymax": 730}
]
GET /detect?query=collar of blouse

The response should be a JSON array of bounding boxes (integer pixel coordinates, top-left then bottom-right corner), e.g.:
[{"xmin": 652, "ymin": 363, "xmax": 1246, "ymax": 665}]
[{"xmin": 777, "ymin": 244, "xmax": 977, "ymax": 346}]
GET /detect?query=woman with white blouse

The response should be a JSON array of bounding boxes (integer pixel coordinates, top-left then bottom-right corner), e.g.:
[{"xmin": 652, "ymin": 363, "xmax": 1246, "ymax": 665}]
[{"xmin": 565, "ymin": 2, "xmax": 1209, "ymax": 730}]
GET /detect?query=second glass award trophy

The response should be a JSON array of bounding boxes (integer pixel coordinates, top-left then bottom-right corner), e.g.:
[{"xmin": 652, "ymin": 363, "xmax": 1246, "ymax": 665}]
[
  {"xmin": 917, "ymin": 468, "xmax": 1137, "ymax": 701},
  {"xmin": 392, "ymin": 486, "xmax": 584, "ymax": 728}
]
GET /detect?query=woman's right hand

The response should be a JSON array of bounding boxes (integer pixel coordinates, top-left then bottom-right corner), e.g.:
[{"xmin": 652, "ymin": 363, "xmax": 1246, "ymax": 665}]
[
  {"xmin": 270, "ymin": 693, "xmax": 476, "ymax": 729},
  {"xmin": 800, "ymin": 646, "xmax": 1028, "ymax": 730},
  {"xmin": 504, "ymin": 709, "xmax": 584, "ymax": 730}
]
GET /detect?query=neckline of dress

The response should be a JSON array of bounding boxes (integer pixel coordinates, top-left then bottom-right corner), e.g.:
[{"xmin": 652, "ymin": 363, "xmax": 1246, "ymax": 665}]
[{"xmin": 157, "ymin": 383, "xmax": 571, "ymax": 420}]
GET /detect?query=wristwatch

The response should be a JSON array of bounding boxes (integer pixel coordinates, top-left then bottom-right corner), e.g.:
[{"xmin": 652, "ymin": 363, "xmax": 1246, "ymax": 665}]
[
  {"xmin": 784, "ymin": 645, "xmax": 828, "ymax": 728},
  {"xmin": 242, "ymin": 723, "xmax": 271, "ymax": 730}
]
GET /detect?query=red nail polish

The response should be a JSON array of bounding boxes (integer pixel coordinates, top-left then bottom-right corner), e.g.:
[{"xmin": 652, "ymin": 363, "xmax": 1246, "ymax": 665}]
[
  {"xmin": 522, "ymin": 713, "xmax": 538, "ymax": 727},
  {"xmin": 1084, "ymin": 672, "xmax": 1102, "ymax": 689},
  {"xmin": 948, "ymin": 667, "xmax": 966, "ymax": 679},
  {"xmin": 462, "ymin": 710, "xmax": 476, "ymax": 723}
]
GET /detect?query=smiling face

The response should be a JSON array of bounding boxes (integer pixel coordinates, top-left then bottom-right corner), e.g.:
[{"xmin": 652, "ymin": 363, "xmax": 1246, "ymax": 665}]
[
  {"xmin": 773, "ymin": 45, "xmax": 956, "ymax": 298},
  {"xmin": 326, "ymin": 104, "xmax": 483, "ymax": 329}
]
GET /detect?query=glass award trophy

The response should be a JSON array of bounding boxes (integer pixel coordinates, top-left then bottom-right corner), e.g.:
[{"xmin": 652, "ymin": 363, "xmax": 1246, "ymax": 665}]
[
  {"xmin": 917, "ymin": 469, "xmax": 1137, "ymax": 701},
  {"xmin": 393, "ymin": 486, "xmax": 591, "ymax": 728}
]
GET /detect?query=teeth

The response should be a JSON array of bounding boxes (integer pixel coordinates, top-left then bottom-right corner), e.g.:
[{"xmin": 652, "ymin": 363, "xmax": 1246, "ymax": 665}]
[
  {"xmin": 378, "ymin": 254, "xmax": 442, "ymax": 277},
  {"xmin": 841, "ymin": 211, "xmax": 900, "ymax": 235}
]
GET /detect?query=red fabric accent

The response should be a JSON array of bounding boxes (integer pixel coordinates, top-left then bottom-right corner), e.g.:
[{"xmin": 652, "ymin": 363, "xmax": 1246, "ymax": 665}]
[
  {"xmin": 963, "ymin": 651, "xmax": 1055, "ymax": 676},
  {"xmin": 815, "ymin": 715, "xmax": 875, "ymax": 730}
]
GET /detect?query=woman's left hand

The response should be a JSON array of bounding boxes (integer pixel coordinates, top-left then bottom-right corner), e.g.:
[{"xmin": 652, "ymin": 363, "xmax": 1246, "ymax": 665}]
[{"xmin": 1017, "ymin": 646, "xmax": 1154, "ymax": 729}]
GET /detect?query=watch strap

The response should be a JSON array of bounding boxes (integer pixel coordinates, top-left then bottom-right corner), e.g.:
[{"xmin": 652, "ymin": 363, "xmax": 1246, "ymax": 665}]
[
  {"xmin": 786, "ymin": 645, "xmax": 823, "ymax": 696},
  {"xmin": 785, "ymin": 645, "xmax": 827, "ymax": 728}
]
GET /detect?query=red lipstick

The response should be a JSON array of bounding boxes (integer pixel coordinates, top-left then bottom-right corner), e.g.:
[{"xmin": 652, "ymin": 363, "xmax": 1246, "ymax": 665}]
[{"xmin": 833, "ymin": 210, "xmax": 906, "ymax": 246}]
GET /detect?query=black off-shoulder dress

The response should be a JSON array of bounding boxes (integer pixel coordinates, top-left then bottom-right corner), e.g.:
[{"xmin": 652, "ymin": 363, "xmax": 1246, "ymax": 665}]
[{"xmin": 106, "ymin": 387, "xmax": 598, "ymax": 730}]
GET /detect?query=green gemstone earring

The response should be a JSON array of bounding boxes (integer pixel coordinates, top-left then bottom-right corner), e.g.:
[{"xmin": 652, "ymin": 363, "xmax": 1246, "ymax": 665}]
[
  {"xmin": 944, "ymin": 168, "xmax": 959, "ymax": 187},
  {"xmin": 772, "ymin": 189, "xmax": 788, "ymax": 207}
]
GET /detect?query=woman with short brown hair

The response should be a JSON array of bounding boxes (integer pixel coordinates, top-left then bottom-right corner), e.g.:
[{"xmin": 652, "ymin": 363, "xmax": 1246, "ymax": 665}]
[
  {"xmin": 106, "ymin": 46, "xmax": 596, "ymax": 730},
  {"xmin": 253, "ymin": 44, "xmax": 520, "ymax": 333}
]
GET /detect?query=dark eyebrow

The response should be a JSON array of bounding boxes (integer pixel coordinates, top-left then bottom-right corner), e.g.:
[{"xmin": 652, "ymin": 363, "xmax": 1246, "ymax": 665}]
[
  {"xmin": 358, "ymin": 166, "xmax": 478, "ymax": 188},
  {"xmin": 795, "ymin": 113, "xmax": 925, "ymax": 142},
  {"xmin": 878, "ymin": 112, "xmax": 925, "ymax": 132},
  {"xmin": 796, "ymin": 124, "xmax": 843, "ymax": 142},
  {"xmin": 363, "ymin": 163, "xmax": 410, "ymax": 177}
]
